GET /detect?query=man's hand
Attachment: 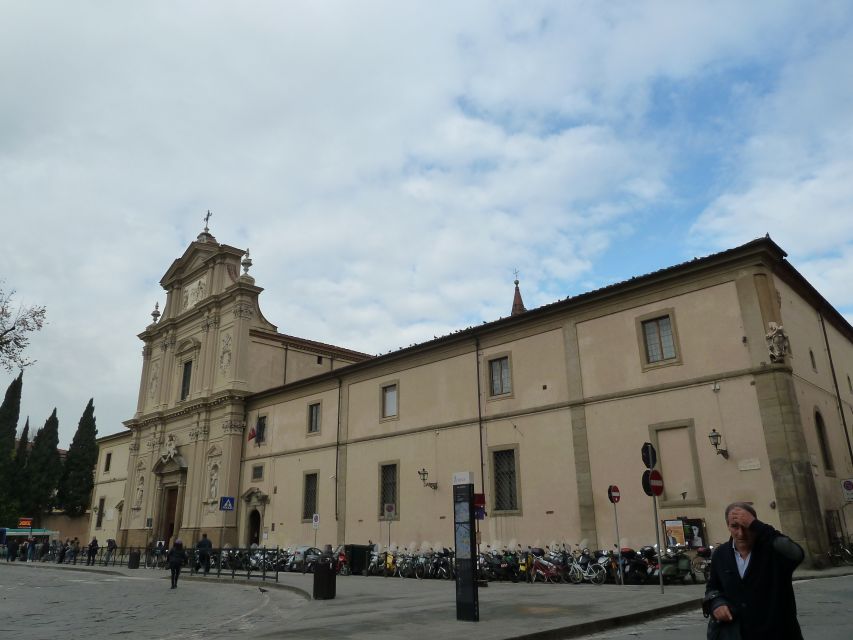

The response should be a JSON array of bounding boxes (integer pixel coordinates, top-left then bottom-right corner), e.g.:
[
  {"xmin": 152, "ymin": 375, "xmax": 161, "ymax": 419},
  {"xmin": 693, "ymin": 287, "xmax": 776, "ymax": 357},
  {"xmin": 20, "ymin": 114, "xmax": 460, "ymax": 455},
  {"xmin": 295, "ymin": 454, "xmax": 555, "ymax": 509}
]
[
  {"xmin": 713, "ymin": 604, "xmax": 733, "ymax": 622},
  {"xmin": 728, "ymin": 507, "xmax": 756, "ymax": 529}
]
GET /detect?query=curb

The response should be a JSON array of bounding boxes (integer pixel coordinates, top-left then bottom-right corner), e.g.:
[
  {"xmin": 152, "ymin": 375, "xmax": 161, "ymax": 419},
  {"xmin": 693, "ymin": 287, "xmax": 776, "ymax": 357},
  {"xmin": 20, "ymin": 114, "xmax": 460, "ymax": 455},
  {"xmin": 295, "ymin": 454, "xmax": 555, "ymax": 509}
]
[
  {"xmin": 506, "ymin": 598, "xmax": 702, "ymax": 640},
  {"xmin": 0, "ymin": 562, "xmax": 127, "ymax": 578}
]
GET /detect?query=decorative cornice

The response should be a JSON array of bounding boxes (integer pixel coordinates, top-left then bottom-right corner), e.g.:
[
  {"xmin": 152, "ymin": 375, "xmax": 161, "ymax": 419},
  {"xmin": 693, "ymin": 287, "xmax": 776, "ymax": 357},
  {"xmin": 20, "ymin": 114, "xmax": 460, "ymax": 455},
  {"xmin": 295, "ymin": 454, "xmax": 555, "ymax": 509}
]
[
  {"xmin": 234, "ymin": 301, "xmax": 254, "ymax": 320},
  {"xmin": 201, "ymin": 313, "xmax": 220, "ymax": 333},
  {"xmin": 123, "ymin": 392, "xmax": 250, "ymax": 429},
  {"xmin": 222, "ymin": 419, "xmax": 246, "ymax": 435},
  {"xmin": 189, "ymin": 423, "xmax": 210, "ymax": 441}
]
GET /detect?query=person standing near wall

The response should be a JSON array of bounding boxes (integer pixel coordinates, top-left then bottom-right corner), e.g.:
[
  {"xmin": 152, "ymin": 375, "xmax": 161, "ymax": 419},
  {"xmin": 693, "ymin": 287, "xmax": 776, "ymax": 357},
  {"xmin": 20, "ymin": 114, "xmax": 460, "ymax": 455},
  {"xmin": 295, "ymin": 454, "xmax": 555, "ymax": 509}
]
[
  {"xmin": 196, "ymin": 533, "xmax": 212, "ymax": 576},
  {"xmin": 86, "ymin": 537, "xmax": 98, "ymax": 566},
  {"xmin": 704, "ymin": 502, "xmax": 804, "ymax": 639}
]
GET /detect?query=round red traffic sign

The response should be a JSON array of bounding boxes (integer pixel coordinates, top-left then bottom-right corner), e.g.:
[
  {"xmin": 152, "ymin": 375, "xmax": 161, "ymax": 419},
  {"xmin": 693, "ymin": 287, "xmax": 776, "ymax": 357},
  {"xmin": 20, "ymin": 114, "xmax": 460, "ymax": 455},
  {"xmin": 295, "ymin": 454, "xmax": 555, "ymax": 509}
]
[
  {"xmin": 607, "ymin": 485, "xmax": 621, "ymax": 504},
  {"xmin": 649, "ymin": 469, "xmax": 664, "ymax": 496},
  {"xmin": 844, "ymin": 479, "xmax": 853, "ymax": 491}
]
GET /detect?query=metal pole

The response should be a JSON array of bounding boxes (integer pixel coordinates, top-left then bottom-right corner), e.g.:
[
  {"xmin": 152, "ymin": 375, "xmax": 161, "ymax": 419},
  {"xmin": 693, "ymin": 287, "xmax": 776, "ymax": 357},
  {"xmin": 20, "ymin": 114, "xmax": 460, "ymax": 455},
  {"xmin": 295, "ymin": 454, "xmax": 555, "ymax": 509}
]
[
  {"xmin": 652, "ymin": 494, "xmax": 664, "ymax": 594},
  {"xmin": 613, "ymin": 502, "xmax": 623, "ymax": 585}
]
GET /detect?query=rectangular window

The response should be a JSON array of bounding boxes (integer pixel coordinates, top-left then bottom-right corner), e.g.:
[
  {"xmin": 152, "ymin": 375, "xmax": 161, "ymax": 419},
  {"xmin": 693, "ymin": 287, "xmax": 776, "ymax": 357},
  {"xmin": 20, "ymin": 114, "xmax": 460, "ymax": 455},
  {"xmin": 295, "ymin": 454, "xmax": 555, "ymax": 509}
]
[
  {"xmin": 180, "ymin": 360, "xmax": 193, "ymax": 400},
  {"xmin": 642, "ymin": 316, "xmax": 677, "ymax": 364},
  {"xmin": 489, "ymin": 356, "xmax": 512, "ymax": 396},
  {"xmin": 303, "ymin": 472, "xmax": 318, "ymax": 520},
  {"xmin": 382, "ymin": 384, "xmax": 398, "ymax": 418},
  {"xmin": 316, "ymin": 355, "xmax": 323, "ymax": 365},
  {"xmin": 104, "ymin": 452, "xmax": 112, "ymax": 473},
  {"xmin": 493, "ymin": 449, "xmax": 518, "ymax": 511},
  {"xmin": 252, "ymin": 464, "xmax": 264, "ymax": 481},
  {"xmin": 95, "ymin": 497, "xmax": 105, "ymax": 528},
  {"xmin": 255, "ymin": 416, "xmax": 267, "ymax": 444},
  {"xmin": 379, "ymin": 463, "xmax": 398, "ymax": 517},
  {"xmin": 308, "ymin": 403, "xmax": 321, "ymax": 434}
]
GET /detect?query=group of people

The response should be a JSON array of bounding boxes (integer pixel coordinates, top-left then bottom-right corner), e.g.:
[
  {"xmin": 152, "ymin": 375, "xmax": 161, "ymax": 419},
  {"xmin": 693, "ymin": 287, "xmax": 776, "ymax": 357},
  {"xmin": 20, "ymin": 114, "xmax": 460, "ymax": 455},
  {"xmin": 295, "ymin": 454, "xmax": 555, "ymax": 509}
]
[{"xmin": 3, "ymin": 536, "xmax": 50, "ymax": 562}]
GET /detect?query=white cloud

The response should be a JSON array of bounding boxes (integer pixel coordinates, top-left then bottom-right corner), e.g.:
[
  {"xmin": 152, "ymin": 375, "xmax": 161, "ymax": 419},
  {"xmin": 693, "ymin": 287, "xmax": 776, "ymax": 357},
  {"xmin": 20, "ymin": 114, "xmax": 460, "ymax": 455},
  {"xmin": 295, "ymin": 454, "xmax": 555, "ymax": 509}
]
[{"xmin": 0, "ymin": 1, "xmax": 850, "ymax": 445}]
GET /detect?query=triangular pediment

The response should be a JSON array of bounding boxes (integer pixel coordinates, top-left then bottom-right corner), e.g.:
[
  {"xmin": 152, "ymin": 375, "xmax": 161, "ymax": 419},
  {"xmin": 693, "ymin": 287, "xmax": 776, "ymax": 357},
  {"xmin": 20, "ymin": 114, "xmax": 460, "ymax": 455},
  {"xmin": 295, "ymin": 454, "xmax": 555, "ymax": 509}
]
[
  {"xmin": 152, "ymin": 453, "xmax": 188, "ymax": 475},
  {"xmin": 160, "ymin": 243, "xmax": 220, "ymax": 287}
]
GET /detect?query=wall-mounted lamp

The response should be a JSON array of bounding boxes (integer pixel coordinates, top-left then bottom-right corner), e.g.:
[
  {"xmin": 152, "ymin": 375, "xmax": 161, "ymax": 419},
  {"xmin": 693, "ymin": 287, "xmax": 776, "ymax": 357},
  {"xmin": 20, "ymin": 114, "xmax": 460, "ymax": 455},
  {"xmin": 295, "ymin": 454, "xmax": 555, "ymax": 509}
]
[
  {"xmin": 417, "ymin": 468, "xmax": 438, "ymax": 490},
  {"xmin": 708, "ymin": 429, "xmax": 729, "ymax": 459}
]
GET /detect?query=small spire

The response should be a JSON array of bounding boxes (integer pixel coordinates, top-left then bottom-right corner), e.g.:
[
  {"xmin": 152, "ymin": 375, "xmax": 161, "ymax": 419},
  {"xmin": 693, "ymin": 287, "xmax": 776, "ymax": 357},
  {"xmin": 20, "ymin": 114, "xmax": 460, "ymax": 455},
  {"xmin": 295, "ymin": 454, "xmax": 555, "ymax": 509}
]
[
  {"xmin": 511, "ymin": 270, "xmax": 526, "ymax": 316},
  {"xmin": 151, "ymin": 301, "xmax": 161, "ymax": 323}
]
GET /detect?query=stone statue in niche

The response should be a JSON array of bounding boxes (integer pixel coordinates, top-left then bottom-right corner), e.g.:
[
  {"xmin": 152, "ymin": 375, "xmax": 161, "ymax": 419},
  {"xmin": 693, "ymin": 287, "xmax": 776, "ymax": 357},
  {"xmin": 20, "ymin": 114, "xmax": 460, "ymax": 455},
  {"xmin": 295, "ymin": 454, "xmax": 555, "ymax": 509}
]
[
  {"xmin": 209, "ymin": 464, "xmax": 219, "ymax": 500},
  {"xmin": 134, "ymin": 475, "xmax": 144, "ymax": 508},
  {"xmin": 766, "ymin": 322, "xmax": 790, "ymax": 363},
  {"xmin": 182, "ymin": 278, "xmax": 207, "ymax": 311},
  {"xmin": 162, "ymin": 434, "xmax": 178, "ymax": 461},
  {"xmin": 219, "ymin": 334, "xmax": 232, "ymax": 375},
  {"xmin": 148, "ymin": 361, "xmax": 160, "ymax": 401}
]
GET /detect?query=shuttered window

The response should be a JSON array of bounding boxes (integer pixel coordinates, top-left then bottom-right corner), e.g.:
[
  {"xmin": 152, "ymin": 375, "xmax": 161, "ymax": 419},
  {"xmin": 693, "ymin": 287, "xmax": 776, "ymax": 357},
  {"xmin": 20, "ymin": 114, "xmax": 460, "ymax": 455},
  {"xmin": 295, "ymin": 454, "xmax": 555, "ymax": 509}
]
[{"xmin": 489, "ymin": 357, "xmax": 511, "ymax": 396}]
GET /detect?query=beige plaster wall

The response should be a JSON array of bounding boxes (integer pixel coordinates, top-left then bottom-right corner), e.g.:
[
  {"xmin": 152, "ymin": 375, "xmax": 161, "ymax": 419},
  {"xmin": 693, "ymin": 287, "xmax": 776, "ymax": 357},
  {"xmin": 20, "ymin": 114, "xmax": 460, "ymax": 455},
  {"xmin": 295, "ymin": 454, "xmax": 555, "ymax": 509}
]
[
  {"xmin": 578, "ymin": 282, "xmax": 750, "ymax": 398},
  {"xmin": 584, "ymin": 378, "xmax": 778, "ymax": 548}
]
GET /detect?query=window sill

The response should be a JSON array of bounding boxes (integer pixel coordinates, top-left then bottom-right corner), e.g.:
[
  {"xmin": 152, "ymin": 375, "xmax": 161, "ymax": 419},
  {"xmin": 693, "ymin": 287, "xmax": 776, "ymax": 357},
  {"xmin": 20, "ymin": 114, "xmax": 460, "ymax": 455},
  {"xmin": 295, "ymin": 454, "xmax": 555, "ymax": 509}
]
[{"xmin": 492, "ymin": 509, "xmax": 522, "ymax": 517}]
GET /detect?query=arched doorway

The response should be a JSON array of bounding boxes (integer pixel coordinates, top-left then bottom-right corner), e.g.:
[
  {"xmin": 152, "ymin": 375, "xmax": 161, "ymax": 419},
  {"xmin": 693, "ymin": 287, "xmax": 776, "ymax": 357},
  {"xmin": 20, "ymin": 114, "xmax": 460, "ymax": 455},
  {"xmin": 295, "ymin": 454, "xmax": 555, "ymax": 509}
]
[{"xmin": 248, "ymin": 509, "xmax": 261, "ymax": 545}]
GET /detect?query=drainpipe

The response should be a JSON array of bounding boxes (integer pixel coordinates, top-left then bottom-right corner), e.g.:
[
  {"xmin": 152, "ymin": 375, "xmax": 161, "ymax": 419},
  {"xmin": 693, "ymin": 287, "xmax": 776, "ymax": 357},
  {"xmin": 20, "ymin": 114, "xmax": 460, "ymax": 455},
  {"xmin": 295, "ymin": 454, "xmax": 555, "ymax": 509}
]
[
  {"xmin": 335, "ymin": 376, "xmax": 342, "ymax": 520},
  {"xmin": 475, "ymin": 337, "xmax": 485, "ymax": 492},
  {"xmin": 819, "ymin": 314, "xmax": 853, "ymax": 466}
]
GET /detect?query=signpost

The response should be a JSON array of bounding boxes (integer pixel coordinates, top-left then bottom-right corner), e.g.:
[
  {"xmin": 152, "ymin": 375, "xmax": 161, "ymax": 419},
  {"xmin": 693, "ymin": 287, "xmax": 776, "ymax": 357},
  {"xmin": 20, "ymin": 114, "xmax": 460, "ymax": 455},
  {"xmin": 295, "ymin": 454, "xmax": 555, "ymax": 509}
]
[
  {"xmin": 453, "ymin": 471, "xmax": 478, "ymax": 622},
  {"xmin": 219, "ymin": 496, "xmax": 235, "ymax": 511},
  {"xmin": 607, "ymin": 486, "xmax": 623, "ymax": 585},
  {"xmin": 842, "ymin": 479, "xmax": 853, "ymax": 503},
  {"xmin": 312, "ymin": 513, "xmax": 320, "ymax": 546},
  {"xmin": 640, "ymin": 443, "xmax": 665, "ymax": 594},
  {"xmin": 384, "ymin": 503, "xmax": 396, "ymax": 550}
]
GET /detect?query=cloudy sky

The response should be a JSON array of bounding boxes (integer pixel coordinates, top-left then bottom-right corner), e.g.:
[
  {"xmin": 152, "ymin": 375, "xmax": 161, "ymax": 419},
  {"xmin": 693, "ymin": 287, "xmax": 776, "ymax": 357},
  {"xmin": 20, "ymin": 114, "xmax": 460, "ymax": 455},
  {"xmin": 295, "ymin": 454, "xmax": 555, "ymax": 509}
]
[{"xmin": 2, "ymin": 1, "xmax": 852, "ymax": 447}]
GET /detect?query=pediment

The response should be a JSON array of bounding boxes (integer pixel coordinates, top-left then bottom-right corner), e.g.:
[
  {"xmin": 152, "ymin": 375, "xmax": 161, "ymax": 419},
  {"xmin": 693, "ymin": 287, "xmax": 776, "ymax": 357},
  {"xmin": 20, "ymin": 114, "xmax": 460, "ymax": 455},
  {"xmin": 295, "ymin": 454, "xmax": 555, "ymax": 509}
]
[
  {"xmin": 160, "ymin": 243, "xmax": 219, "ymax": 287},
  {"xmin": 152, "ymin": 453, "xmax": 188, "ymax": 475},
  {"xmin": 241, "ymin": 487, "xmax": 269, "ymax": 505}
]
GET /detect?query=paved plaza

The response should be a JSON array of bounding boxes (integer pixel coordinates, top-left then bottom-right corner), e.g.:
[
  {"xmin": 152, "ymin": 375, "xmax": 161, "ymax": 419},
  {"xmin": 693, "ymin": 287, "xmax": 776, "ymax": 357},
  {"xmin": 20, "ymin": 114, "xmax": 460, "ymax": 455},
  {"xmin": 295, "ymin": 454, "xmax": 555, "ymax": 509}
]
[{"xmin": 2, "ymin": 561, "xmax": 852, "ymax": 639}]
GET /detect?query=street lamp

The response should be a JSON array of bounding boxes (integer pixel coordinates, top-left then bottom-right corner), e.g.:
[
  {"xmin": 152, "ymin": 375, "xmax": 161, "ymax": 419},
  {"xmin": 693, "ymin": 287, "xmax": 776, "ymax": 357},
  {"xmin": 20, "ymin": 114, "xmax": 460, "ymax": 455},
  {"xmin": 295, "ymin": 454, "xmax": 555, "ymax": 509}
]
[
  {"xmin": 417, "ymin": 468, "xmax": 438, "ymax": 490},
  {"xmin": 708, "ymin": 429, "xmax": 729, "ymax": 459}
]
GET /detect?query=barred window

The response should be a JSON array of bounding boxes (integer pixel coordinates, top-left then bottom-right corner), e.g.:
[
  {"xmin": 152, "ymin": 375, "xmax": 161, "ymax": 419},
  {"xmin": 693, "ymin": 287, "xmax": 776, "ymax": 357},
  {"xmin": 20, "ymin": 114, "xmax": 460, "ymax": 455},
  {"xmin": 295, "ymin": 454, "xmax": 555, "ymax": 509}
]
[
  {"xmin": 308, "ymin": 403, "xmax": 321, "ymax": 434},
  {"xmin": 255, "ymin": 416, "xmax": 267, "ymax": 444},
  {"xmin": 382, "ymin": 384, "xmax": 398, "ymax": 418},
  {"xmin": 379, "ymin": 463, "xmax": 397, "ymax": 517},
  {"xmin": 95, "ymin": 497, "xmax": 105, "ymax": 529},
  {"xmin": 252, "ymin": 464, "xmax": 263, "ymax": 481},
  {"xmin": 642, "ymin": 316, "xmax": 676, "ymax": 364},
  {"xmin": 303, "ymin": 473, "xmax": 318, "ymax": 520},
  {"xmin": 180, "ymin": 360, "xmax": 193, "ymax": 400},
  {"xmin": 489, "ymin": 356, "xmax": 511, "ymax": 396},
  {"xmin": 493, "ymin": 449, "xmax": 518, "ymax": 511}
]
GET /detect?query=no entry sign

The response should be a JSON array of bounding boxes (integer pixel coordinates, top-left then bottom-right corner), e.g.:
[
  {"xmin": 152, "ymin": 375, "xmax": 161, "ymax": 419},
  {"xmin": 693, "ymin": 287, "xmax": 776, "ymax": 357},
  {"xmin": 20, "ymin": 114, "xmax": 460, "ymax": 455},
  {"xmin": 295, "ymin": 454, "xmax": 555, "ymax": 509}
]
[
  {"xmin": 607, "ymin": 485, "xmax": 621, "ymax": 504},
  {"xmin": 649, "ymin": 470, "xmax": 664, "ymax": 496}
]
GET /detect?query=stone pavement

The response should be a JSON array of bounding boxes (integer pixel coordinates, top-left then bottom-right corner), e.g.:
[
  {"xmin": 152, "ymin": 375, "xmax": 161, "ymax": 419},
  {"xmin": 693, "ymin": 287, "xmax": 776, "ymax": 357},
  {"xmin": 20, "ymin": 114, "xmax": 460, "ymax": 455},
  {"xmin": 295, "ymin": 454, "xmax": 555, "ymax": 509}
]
[{"xmin": 4, "ymin": 560, "xmax": 853, "ymax": 639}]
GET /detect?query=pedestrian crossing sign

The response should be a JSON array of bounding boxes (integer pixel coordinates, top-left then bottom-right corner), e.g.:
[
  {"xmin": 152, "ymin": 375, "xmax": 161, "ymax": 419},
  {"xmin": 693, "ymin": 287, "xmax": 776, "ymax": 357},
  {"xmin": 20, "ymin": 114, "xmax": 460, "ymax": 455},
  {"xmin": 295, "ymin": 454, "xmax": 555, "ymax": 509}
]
[{"xmin": 219, "ymin": 496, "xmax": 235, "ymax": 511}]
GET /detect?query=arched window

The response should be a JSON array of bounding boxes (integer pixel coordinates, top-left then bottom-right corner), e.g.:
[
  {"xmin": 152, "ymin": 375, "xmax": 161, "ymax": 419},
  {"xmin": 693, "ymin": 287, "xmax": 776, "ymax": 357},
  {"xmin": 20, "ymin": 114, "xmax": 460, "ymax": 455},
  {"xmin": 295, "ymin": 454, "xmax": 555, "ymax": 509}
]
[{"xmin": 815, "ymin": 411, "xmax": 834, "ymax": 472}]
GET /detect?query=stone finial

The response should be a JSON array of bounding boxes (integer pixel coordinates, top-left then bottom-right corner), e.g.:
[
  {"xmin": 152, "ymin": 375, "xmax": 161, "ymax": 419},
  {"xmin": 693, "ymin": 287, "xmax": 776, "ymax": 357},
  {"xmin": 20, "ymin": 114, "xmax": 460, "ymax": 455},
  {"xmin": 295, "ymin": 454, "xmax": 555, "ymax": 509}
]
[
  {"xmin": 151, "ymin": 302, "xmax": 160, "ymax": 323},
  {"xmin": 241, "ymin": 248, "xmax": 252, "ymax": 275}
]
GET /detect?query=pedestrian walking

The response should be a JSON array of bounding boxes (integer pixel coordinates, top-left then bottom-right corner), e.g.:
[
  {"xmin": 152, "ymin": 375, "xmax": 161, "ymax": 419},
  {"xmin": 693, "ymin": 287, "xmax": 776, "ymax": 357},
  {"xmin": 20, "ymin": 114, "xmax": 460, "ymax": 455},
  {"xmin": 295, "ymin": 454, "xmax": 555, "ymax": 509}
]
[
  {"xmin": 167, "ymin": 539, "xmax": 188, "ymax": 589},
  {"xmin": 196, "ymin": 533, "xmax": 212, "ymax": 576},
  {"xmin": 58, "ymin": 539, "xmax": 68, "ymax": 563},
  {"xmin": 104, "ymin": 538, "xmax": 117, "ymax": 565},
  {"xmin": 86, "ymin": 537, "xmax": 99, "ymax": 566},
  {"xmin": 6, "ymin": 539, "xmax": 18, "ymax": 562},
  {"xmin": 67, "ymin": 538, "xmax": 79, "ymax": 564},
  {"xmin": 704, "ymin": 501, "xmax": 804, "ymax": 639}
]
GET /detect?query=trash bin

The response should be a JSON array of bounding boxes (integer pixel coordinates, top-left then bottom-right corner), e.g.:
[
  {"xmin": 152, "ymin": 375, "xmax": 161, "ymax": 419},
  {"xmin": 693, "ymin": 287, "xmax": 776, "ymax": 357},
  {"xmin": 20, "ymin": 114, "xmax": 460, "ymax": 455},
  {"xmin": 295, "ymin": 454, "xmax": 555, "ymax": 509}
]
[
  {"xmin": 127, "ymin": 550, "xmax": 141, "ymax": 569},
  {"xmin": 313, "ymin": 561, "xmax": 336, "ymax": 600}
]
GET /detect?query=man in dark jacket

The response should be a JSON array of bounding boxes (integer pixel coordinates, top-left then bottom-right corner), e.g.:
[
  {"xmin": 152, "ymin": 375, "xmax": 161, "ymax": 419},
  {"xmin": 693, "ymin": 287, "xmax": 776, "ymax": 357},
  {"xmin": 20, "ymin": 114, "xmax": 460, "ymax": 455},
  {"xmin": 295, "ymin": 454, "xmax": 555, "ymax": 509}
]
[
  {"xmin": 705, "ymin": 502, "xmax": 804, "ymax": 639},
  {"xmin": 196, "ymin": 533, "xmax": 213, "ymax": 576}
]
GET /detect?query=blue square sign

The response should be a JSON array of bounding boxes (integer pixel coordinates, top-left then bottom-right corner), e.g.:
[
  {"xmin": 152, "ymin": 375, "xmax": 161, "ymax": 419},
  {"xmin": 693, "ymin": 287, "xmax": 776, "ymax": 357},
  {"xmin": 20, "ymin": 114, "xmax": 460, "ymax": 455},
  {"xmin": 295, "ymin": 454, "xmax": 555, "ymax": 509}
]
[{"xmin": 219, "ymin": 496, "xmax": 235, "ymax": 511}]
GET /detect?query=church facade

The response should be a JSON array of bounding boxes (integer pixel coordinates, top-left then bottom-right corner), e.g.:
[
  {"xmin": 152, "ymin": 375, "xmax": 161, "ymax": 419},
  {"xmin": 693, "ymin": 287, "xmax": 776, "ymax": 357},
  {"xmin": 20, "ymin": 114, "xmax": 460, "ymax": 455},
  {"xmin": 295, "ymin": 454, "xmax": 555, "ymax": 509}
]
[{"xmin": 89, "ymin": 230, "xmax": 853, "ymax": 564}]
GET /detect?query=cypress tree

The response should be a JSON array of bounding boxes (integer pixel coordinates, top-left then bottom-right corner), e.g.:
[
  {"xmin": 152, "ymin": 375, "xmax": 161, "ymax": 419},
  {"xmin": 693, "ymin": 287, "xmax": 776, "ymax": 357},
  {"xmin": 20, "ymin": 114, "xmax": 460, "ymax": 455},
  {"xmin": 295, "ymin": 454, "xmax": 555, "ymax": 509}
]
[
  {"xmin": 57, "ymin": 398, "xmax": 98, "ymax": 516},
  {"xmin": 14, "ymin": 417, "xmax": 30, "ymax": 475},
  {"xmin": 27, "ymin": 409, "xmax": 62, "ymax": 522},
  {"xmin": 0, "ymin": 372, "xmax": 23, "ymax": 526}
]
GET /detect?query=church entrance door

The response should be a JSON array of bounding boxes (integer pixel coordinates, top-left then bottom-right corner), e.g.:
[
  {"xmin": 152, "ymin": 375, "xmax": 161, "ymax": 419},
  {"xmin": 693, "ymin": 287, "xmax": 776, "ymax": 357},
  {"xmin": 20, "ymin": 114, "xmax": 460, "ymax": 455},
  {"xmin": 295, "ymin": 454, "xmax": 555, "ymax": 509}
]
[
  {"xmin": 248, "ymin": 509, "xmax": 261, "ymax": 545},
  {"xmin": 162, "ymin": 487, "xmax": 179, "ymax": 545}
]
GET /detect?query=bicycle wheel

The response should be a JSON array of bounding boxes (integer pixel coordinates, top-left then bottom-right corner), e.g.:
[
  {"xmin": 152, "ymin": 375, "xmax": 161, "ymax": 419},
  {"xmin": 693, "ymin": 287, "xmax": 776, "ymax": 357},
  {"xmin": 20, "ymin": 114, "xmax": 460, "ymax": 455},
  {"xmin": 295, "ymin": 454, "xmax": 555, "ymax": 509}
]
[
  {"xmin": 589, "ymin": 564, "xmax": 607, "ymax": 585},
  {"xmin": 569, "ymin": 565, "xmax": 583, "ymax": 584},
  {"xmin": 840, "ymin": 547, "xmax": 853, "ymax": 566}
]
